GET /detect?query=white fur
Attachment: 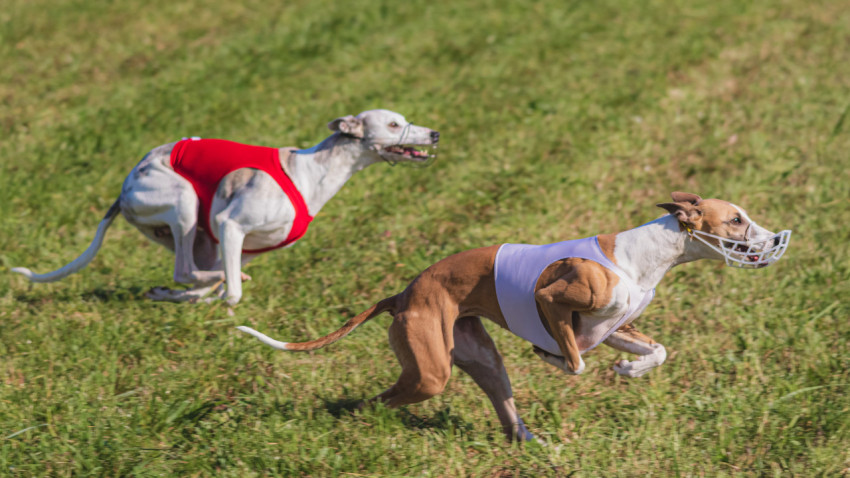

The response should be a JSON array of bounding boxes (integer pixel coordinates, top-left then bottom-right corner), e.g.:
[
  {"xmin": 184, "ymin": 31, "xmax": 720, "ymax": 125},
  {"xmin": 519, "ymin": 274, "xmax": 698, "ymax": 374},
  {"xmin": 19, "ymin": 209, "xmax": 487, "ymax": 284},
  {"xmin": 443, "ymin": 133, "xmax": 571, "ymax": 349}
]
[
  {"xmin": 612, "ymin": 343, "xmax": 667, "ymax": 378},
  {"xmin": 236, "ymin": 326, "xmax": 290, "ymax": 350}
]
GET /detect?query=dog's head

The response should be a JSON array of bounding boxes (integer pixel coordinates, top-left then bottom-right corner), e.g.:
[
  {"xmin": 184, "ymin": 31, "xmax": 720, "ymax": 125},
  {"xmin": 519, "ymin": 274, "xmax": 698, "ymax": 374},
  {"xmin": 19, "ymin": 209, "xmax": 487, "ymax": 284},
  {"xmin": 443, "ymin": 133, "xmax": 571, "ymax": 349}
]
[
  {"xmin": 658, "ymin": 192, "xmax": 791, "ymax": 268},
  {"xmin": 328, "ymin": 109, "xmax": 440, "ymax": 165}
]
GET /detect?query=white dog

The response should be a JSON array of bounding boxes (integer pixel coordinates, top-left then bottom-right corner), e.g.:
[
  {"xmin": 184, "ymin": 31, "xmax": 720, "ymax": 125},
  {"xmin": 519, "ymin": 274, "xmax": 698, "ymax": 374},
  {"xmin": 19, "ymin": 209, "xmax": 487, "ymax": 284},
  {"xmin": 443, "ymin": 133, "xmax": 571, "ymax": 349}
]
[{"xmin": 13, "ymin": 109, "xmax": 439, "ymax": 305}]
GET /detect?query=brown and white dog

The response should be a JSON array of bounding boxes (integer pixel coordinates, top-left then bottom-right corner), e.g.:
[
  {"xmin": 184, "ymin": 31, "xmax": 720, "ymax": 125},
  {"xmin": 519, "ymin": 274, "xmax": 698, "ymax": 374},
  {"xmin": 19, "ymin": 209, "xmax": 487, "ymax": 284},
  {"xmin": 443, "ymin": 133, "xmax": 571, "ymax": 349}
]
[{"xmin": 238, "ymin": 192, "xmax": 790, "ymax": 441}]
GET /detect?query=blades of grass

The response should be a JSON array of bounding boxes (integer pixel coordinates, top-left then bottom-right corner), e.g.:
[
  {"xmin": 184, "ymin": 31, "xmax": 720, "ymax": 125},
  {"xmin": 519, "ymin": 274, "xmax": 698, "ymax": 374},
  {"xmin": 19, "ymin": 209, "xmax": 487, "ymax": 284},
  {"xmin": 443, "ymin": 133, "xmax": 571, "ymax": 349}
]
[{"xmin": 5, "ymin": 424, "xmax": 48, "ymax": 439}]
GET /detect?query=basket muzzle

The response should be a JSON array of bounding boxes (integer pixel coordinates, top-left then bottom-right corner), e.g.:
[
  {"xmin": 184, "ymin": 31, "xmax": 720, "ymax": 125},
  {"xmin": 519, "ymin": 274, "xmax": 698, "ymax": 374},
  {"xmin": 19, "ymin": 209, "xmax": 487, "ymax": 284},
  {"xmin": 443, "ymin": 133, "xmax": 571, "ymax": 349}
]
[{"xmin": 687, "ymin": 225, "xmax": 791, "ymax": 269}]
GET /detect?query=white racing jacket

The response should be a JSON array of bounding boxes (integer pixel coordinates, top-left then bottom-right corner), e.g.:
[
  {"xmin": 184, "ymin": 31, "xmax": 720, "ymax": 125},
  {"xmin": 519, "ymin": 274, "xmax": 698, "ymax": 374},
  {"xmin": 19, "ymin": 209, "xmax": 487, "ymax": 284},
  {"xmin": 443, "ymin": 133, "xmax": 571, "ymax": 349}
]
[{"xmin": 494, "ymin": 236, "xmax": 655, "ymax": 356}]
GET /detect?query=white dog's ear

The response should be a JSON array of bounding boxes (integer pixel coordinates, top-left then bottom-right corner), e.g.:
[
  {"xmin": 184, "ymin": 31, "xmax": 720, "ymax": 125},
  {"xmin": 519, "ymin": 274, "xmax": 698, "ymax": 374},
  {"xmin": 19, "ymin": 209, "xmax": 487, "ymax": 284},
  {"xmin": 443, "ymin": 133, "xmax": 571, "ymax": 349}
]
[{"xmin": 327, "ymin": 115, "xmax": 364, "ymax": 138}]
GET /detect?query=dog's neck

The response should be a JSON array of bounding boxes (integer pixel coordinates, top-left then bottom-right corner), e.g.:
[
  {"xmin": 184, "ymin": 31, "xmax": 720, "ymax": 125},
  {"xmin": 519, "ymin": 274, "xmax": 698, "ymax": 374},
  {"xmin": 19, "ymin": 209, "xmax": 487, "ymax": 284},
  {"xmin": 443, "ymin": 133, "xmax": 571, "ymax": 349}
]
[
  {"xmin": 611, "ymin": 214, "xmax": 712, "ymax": 290},
  {"xmin": 280, "ymin": 133, "xmax": 381, "ymax": 215}
]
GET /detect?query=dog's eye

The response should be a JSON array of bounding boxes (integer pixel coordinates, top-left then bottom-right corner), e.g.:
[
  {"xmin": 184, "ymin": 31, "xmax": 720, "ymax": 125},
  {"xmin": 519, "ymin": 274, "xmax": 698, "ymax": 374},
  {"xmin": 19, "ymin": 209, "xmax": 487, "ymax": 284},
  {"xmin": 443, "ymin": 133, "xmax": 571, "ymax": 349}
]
[
  {"xmin": 732, "ymin": 217, "xmax": 742, "ymax": 224},
  {"xmin": 389, "ymin": 122, "xmax": 399, "ymax": 128}
]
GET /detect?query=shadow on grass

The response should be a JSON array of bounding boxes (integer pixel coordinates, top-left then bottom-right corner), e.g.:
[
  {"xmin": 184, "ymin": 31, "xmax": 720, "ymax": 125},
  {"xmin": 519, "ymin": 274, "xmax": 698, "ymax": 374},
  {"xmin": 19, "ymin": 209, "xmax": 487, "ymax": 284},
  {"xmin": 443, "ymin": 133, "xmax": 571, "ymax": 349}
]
[
  {"xmin": 398, "ymin": 407, "xmax": 472, "ymax": 434},
  {"xmin": 322, "ymin": 396, "xmax": 364, "ymax": 417},
  {"xmin": 13, "ymin": 286, "xmax": 146, "ymax": 305},
  {"xmin": 320, "ymin": 395, "xmax": 471, "ymax": 434},
  {"xmin": 82, "ymin": 286, "xmax": 144, "ymax": 302}
]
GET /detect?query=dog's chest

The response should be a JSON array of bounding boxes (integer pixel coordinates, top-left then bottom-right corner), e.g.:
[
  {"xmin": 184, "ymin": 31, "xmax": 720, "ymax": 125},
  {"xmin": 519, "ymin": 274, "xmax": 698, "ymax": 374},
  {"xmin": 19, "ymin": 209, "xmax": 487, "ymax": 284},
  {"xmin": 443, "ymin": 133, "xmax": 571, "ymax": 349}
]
[{"xmin": 574, "ymin": 283, "xmax": 646, "ymax": 351}]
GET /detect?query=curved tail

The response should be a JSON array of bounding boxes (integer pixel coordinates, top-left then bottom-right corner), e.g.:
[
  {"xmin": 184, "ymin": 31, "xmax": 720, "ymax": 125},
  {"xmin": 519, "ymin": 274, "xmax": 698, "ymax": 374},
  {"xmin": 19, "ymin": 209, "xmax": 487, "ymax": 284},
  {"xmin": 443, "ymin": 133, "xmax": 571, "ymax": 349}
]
[
  {"xmin": 12, "ymin": 198, "xmax": 121, "ymax": 283},
  {"xmin": 237, "ymin": 295, "xmax": 398, "ymax": 351}
]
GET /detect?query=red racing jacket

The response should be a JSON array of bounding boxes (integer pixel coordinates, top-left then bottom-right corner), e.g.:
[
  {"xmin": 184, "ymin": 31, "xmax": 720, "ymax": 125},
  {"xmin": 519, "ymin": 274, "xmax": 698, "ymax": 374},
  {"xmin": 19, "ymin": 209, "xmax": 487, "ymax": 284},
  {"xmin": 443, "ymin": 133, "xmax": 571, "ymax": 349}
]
[{"xmin": 170, "ymin": 138, "xmax": 313, "ymax": 253}]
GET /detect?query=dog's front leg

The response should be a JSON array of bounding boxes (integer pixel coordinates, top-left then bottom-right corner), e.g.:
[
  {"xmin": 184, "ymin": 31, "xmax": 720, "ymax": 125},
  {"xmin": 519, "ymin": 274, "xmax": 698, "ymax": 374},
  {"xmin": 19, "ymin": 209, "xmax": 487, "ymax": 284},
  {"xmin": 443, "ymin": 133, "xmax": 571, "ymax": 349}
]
[
  {"xmin": 604, "ymin": 325, "xmax": 666, "ymax": 378},
  {"xmin": 532, "ymin": 345, "xmax": 585, "ymax": 375},
  {"xmin": 534, "ymin": 278, "xmax": 587, "ymax": 375},
  {"xmin": 218, "ymin": 218, "xmax": 246, "ymax": 306}
]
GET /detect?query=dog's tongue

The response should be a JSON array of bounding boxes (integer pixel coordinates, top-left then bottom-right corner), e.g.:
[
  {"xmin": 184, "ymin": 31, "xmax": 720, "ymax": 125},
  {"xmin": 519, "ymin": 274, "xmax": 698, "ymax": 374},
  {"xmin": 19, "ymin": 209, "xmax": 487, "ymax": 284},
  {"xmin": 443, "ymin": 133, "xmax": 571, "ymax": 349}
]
[{"xmin": 388, "ymin": 145, "xmax": 424, "ymax": 157}]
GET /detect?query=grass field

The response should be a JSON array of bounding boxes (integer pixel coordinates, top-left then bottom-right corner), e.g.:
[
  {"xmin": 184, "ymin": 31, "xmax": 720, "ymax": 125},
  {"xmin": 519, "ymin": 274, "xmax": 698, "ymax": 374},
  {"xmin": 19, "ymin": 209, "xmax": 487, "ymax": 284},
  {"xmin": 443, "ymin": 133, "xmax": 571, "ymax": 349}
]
[{"xmin": 2, "ymin": 0, "xmax": 849, "ymax": 475}]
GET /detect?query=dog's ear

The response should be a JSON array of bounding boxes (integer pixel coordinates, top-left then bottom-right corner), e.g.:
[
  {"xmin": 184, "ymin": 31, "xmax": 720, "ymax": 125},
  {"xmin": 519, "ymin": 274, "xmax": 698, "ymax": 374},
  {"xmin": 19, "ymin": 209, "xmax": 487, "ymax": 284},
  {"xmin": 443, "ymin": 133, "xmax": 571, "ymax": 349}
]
[
  {"xmin": 657, "ymin": 200, "xmax": 702, "ymax": 227},
  {"xmin": 658, "ymin": 192, "xmax": 703, "ymax": 227},
  {"xmin": 327, "ymin": 115, "xmax": 364, "ymax": 138}
]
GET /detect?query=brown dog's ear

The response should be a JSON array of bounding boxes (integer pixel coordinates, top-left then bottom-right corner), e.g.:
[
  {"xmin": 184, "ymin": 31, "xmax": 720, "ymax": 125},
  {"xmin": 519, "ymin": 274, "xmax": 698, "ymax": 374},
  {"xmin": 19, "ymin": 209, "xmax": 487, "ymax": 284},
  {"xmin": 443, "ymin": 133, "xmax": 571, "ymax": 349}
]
[
  {"xmin": 327, "ymin": 115, "xmax": 364, "ymax": 138},
  {"xmin": 657, "ymin": 200, "xmax": 702, "ymax": 227},
  {"xmin": 670, "ymin": 191, "xmax": 702, "ymax": 205}
]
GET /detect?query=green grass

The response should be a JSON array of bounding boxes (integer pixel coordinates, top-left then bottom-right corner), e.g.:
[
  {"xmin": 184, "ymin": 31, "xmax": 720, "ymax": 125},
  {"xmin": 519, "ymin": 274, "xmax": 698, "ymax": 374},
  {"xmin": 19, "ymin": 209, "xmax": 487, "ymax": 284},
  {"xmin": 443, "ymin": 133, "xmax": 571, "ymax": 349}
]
[{"xmin": 2, "ymin": 0, "xmax": 849, "ymax": 475}]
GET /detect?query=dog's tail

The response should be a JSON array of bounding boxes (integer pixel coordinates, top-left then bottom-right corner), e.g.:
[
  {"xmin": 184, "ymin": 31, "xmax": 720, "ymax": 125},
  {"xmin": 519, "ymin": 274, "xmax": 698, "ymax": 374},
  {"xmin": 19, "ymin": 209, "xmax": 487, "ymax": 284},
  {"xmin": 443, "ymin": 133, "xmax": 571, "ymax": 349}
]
[
  {"xmin": 12, "ymin": 198, "xmax": 121, "ymax": 283},
  {"xmin": 237, "ymin": 295, "xmax": 399, "ymax": 352}
]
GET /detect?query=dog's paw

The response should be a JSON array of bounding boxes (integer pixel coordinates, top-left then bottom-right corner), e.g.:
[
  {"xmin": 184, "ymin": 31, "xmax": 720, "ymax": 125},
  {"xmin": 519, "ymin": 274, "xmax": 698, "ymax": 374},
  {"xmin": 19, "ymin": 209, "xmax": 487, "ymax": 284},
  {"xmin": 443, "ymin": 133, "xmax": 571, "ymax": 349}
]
[
  {"xmin": 145, "ymin": 286, "xmax": 179, "ymax": 301},
  {"xmin": 146, "ymin": 286, "xmax": 202, "ymax": 303},
  {"xmin": 146, "ymin": 285, "xmax": 218, "ymax": 303},
  {"xmin": 567, "ymin": 357, "xmax": 586, "ymax": 375},
  {"xmin": 241, "ymin": 272, "xmax": 252, "ymax": 282},
  {"xmin": 506, "ymin": 418, "xmax": 536, "ymax": 443},
  {"xmin": 613, "ymin": 358, "xmax": 650, "ymax": 377},
  {"xmin": 613, "ymin": 344, "xmax": 666, "ymax": 378}
]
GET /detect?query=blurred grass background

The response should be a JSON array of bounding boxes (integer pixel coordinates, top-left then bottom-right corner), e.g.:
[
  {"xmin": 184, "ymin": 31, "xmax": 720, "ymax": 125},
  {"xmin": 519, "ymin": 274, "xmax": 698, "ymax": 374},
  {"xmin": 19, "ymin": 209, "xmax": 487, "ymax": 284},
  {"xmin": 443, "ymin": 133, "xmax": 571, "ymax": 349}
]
[{"xmin": 1, "ymin": 0, "xmax": 848, "ymax": 475}]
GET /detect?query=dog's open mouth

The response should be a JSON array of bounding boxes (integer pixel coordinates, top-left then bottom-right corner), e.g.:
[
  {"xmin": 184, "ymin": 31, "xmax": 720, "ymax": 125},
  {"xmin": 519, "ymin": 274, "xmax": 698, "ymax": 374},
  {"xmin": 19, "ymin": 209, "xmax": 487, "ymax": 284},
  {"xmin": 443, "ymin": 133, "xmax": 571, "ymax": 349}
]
[
  {"xmin": 729, "ymin": 243, "xmax": 761, "ymax": 262},
  {"xmin": 735, "ymin": 244, "xmax": 761, "ymax": 262},
  {"xmin": 384, "ymin": 144, "xmax": 435, "ymax": 160}
]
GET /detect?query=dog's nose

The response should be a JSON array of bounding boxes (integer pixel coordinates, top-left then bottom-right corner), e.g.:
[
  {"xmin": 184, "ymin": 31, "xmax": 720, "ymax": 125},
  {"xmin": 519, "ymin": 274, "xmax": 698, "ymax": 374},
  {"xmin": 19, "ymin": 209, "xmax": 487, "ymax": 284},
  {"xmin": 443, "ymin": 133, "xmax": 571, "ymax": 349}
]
[
  {"xmin": 431, "ymin": 131, "xmax": 440, "ymax": 143},
  {"xmin": 773, "ymin": 236, "xmax": 780, "ymax": 247}
]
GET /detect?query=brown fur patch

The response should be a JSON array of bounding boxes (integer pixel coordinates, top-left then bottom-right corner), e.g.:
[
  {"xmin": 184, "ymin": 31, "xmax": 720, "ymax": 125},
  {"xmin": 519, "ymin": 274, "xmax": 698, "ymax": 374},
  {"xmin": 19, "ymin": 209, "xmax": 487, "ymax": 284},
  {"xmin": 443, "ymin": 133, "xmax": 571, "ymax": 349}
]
[
  {"xmin": 616, "ymin": 323, "xmax": 656, "ymax": 345},
  {"xmin": 535, "ymin": 258, "xmax": 618, "ymax": 311},
  {"xmin": 532, "ymin": 258, "xmax": 620, "ymax": 369},
  {"xmin": 694, "ymin": 198, "xmax": 750, "ymax": 241},
  {"xmin": 596, "ymin": 233, "xmax": 618, "ymax": 265},
  {"xmin": 398, "ymin": 245, "xmax": 508, "ymax": 329}
]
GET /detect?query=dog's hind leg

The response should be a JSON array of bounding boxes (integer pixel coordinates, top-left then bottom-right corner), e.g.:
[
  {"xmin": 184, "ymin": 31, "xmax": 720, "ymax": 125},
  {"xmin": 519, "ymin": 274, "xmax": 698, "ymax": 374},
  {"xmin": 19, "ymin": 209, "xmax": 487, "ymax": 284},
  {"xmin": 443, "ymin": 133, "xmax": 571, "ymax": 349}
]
[
  {"xmin": 604, "ymin": 324, "xmax": 667, "ymax": 378},
  {"xmin": 452, "ymin": 316, "xmax": 535, "ymax": 442},
  {"xmin": 143, "ymin": 229, "xmax": 241, "ymax": 303},
  {"xmin": 370, "ymin": 309, "xmax": 454, "ymax": 408},
  {"xmin": 144, "ymin": 190, "xmax": 230, "ymax": 302}
]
